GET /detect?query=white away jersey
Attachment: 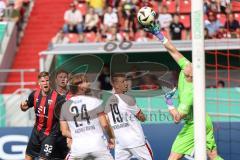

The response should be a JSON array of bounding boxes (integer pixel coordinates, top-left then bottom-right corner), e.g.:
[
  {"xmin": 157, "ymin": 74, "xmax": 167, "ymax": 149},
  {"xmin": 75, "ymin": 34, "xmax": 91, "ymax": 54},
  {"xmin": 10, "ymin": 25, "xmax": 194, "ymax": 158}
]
[
  {"xmin": 105, "ymin": 94, "xmax": 146, "ymax": 149},
  {"xmin": 61, "ymin": 95, "xmax": 108, "ymax": 156}
]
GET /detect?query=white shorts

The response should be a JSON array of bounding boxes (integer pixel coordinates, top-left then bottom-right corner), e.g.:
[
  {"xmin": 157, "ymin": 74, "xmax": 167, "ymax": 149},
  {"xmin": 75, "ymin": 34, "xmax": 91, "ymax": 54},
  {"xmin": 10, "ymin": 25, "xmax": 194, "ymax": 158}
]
[
  {"xmin": 66, "ymin": 150, "xmax": 113, "ymax": 160},
  {"xmin": 115, "ymin": 142, "xmax": 153, "ymax": 160}
]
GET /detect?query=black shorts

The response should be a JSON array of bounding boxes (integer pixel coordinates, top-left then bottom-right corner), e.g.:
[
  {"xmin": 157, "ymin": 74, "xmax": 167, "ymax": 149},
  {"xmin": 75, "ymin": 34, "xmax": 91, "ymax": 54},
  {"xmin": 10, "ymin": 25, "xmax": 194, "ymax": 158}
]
[
  {"xmin": 52, "ymin": 135, "xmax": 69, "ymax": 159},
  {"xmin": 26, "ymin": 127, "xmax": 57, "ymax": 159}
]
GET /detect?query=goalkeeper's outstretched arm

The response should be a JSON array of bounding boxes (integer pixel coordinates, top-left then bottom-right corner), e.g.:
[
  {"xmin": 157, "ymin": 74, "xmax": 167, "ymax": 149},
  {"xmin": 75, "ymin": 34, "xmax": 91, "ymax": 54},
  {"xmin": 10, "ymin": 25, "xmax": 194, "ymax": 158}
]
[
  {"xmin": 145, "ymin": 23, "xmax": 185, "ymax": 64},
  {"xmin": 163, "ymin": 41, "xmax": 184, "ymax": 64}
]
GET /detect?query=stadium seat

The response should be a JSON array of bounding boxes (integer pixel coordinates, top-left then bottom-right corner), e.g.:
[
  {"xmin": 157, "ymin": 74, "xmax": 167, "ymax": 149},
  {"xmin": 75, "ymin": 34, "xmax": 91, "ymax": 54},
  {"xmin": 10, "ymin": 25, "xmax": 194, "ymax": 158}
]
[
  {"xmin": 134, "ymin": 31, "xmax": 141, "ymax": 40},
  {"xmin": 179, "ymin": 14, "xmax": 191, "ymax": 29},
  {"xmin": 162, "ymin": 0, "xmax": 176, "ymax": 14},
  {"xmin": 217, "ymin": 14, "xmax": 226, "ymax": 26},
  {"xmin": 85, "ymin": 32, "xmax": 96, "ymax": 42},
  {"xmin": 181, "ymin": 29, "xmax": 187, "ymax": 40},
  {"xmin": 66, "ymin": 33, "xmax": 79, "ymax": 43},
  {"xmin": 179, "ymin": 0, "xmax": 191, "ymax": 13},
  {"xmin": 231, "ymin": 1, "xmax": 240, "ymax": 12},
  {"xmin": 151, "ymin": 0, "xmax": 159, "ymax": 13}
]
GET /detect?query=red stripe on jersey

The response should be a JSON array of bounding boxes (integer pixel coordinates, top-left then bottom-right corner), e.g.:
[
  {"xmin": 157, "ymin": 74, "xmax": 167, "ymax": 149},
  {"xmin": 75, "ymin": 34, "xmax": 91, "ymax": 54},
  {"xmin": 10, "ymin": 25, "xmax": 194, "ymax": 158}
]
[
  {"xmin": 37, "ymin": 95, "xmax": 47, "ymax": 131},
  {"xmin": 44, "ymin": 91, "xmax": 58, "ymax": 135},
  {"xmin": 34, "ymin": 89, "xmax": 40, "ymax": 110},
  {"xmin": 145, "ymin": 142, "xmax": 153, "ymax": 160},
  {"xmin": 66, "ymin": 92, "xmax": 72, "ymax": 100}
]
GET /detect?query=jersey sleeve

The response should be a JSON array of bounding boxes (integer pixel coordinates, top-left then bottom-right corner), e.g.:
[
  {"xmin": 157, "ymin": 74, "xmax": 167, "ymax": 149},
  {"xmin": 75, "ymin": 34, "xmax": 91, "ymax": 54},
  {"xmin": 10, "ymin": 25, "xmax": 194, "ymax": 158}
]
[
  {"xmin": 27, "ymin": 91, "xmax": 35, "ymax": 108},
  {"xmin": 120, "ymin": 94, "xmax": 141, "ymax": 116},
  {"xmin": 95, "ymin": 98, "xmax": 104, "ymax": 115},
  {"xmin": 177, "ymin": 85, "xmax": 193, "ymax": 115},
  {"xmin": 60, "ymin": 100, "xmax": 73, "ymax": 121},
  {"xmin": 177, "ymin": 57, "xmax": 190, "ymax": 70},
  {"xmin": 55, "ymin": 95, "xmax": 66, "ymax": 120},
  {"xmin": 129, "ymin": 104, "xmax": 141, "ymax": 116}
]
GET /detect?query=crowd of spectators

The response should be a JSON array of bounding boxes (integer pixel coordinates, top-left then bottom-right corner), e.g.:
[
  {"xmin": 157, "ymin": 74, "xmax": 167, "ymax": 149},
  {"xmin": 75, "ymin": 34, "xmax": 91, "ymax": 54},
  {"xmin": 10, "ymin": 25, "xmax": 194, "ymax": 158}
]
[
  {"xmin": 0, "ymin": 0, "xmax": 31, "ymax": 24},
  {"xmin": 51, "ymin": 0, "xmax": 240, "ymax": 44},
  {"xmin": 0, "ymin": 0, "xmax": 32, "ymax": 44}
]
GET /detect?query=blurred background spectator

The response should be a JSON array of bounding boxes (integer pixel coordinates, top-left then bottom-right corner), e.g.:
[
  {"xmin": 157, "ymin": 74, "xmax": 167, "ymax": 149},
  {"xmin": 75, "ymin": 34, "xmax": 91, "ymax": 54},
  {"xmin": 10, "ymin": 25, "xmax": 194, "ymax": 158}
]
[
  {"xmin": 136, "ymin": 29, "xmax": 149, "ymax": 42},
  {"xmin": 3, "ymin": 2, "xmax": 20, "ymax": 22},
  {"xmin": 87, "ymin": 0, "xmax": 105, "ymax": 16},
  {"xmin": 63, "ymin": 3, "xmax": 83, "ymax": 34},
  {"xmin": 139, "ymin": 74, "xmax": 159, "ymax": 90},
  {"xmin": 103, "ymin": 6, "xmax": 118, "ymax": 32},
  {"xmin": 224, "ymin": 13, "xmax": 240, "ymax": 33},
  {"xmin": 121, "ymin": 0, "xmax": 137, "ymax": 31},
  {"xmin": 98, "ymin": 65, "xmax": 112, "ymax": 90},
  {"xmin": 51, "ymin": 29, "xmax": 70, "ymax": 44},
  {"xmin": 0, "ymin": 0, "xmax": 6, "ymax": 21},
  {"xmin": 170, "ymin": 14, "xmax": 184, "ymax": 40},
  {"xmin": 204, "ymin": 28, "xmax": 211, "ymax": 39},
  {"xmin": 217, "ymin": 80, "xmax": 225, "ymax": 88},
  {"xmin": 205, "ymin": 11, "xmax": 222, "ymax": 38},
  {"xmin": 157, "ymin": 5, "xmax": 172, "ymax": 33},
  {"xmin": 106, "ymin": 26, "xmax": 122, "ymax": 42},
  {"xmin": 84, "ymin": 7, "xmax": 99, "ymax": 33}
]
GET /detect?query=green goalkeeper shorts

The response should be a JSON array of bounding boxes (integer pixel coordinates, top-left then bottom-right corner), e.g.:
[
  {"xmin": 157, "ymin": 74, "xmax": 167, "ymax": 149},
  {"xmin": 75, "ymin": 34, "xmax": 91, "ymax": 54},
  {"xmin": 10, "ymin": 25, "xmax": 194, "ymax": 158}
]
[{"xmin": 171, "ymin": 114, "xmax": 217, "ymax": 155}]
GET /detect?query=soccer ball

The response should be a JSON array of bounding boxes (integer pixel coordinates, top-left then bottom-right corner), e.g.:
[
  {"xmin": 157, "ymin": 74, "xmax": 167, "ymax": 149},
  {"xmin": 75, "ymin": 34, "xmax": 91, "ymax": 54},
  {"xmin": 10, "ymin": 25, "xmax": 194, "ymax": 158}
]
[{"xmin": 137, "ymin": 6, "xmax": 156, "ymax": 26}]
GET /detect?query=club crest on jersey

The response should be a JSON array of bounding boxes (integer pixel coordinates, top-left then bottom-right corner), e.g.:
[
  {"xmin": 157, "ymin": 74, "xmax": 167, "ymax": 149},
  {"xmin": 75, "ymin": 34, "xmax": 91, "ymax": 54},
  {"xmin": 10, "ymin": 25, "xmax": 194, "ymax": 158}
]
[
  {"xmin": 48, "ymin": 99, "xmax": 53, "ymax": 105},
  {"xmin": 110, "ymin": 97, "xmax": 118, "ymax": 103}
]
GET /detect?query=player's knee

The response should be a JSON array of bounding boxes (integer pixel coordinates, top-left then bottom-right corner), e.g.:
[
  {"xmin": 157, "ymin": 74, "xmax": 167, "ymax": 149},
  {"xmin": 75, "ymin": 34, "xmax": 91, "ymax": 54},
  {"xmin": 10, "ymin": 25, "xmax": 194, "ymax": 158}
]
[
  {"xmin": 168, "ymin": 157, "xmax": 180, "ymax": 160},
  {"xmin": 168, "ymin": 153, "xmax": 182, "ymax": 160},
  {"xmin": 212, "ymin": 155, "xmax": 224, "ymax": 160},
  {"xmin": 208, "ymin": 150, "xmax": 220, "ymax": 160},
  {"xmin": 25, "ymin": 155, "xmax": 33, "ymax": 160}
]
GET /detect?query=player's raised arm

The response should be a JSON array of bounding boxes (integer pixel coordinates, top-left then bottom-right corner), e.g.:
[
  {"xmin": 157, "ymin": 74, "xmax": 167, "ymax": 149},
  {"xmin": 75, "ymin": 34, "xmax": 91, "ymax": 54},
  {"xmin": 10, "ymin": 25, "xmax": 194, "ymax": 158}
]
[
  {"xmin": 20, "ymin": 91, "xmax": 34, "ymax": 111},
  {"xmin": 20, "ymin": 101, "xmax": 29, "ymax": 111},
  {"xmin": 143, "ymin": 23, "xmax": 184, "ymax": 64}
]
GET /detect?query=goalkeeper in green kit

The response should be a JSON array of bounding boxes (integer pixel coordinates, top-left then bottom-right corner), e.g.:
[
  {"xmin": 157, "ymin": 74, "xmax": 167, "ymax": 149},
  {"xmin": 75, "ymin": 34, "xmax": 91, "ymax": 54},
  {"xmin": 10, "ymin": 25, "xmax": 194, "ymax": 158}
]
[{"xmin": 140, "ymin": 22, "xmax": 223, "ymax": 160}]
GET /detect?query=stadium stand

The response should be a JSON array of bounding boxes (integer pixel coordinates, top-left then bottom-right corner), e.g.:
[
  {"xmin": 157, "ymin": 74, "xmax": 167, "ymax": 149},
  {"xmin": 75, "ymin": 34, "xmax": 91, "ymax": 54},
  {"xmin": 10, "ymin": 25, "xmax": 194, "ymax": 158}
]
[
  {"xmin": 47, "ymin": 0, "xmax": 240, "ymax": 45},
  {"xmin": 3, "ymin": 0, "xmax": 71, "ymax": 93}
]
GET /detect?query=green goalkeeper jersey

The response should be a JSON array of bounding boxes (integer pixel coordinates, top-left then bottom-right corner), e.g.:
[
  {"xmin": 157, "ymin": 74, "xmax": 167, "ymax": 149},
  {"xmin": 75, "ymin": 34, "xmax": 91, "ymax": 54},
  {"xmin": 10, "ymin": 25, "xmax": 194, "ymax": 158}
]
[{"xmin": 177, "ymin": 57, "xmax": 193, "ymax": 121}]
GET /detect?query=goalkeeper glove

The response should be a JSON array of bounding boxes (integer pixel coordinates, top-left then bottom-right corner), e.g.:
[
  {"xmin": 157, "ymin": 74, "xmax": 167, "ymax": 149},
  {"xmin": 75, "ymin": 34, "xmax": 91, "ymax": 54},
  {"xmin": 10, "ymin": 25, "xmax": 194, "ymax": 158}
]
[
  {"xmin": 164, "ymin": 87, "xmax": 177, "ymax": 110},
  {"xmin": 141, "ymin": 22, "xmax": 168, "ymax": 44}
]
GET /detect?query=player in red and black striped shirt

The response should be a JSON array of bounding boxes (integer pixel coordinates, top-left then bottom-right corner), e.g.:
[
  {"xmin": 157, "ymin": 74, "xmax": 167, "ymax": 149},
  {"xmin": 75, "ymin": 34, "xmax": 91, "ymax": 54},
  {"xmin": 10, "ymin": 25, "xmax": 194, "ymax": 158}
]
[{"xmin": 20, "ymin": 71, "xmax": 67, "ymax": 160}]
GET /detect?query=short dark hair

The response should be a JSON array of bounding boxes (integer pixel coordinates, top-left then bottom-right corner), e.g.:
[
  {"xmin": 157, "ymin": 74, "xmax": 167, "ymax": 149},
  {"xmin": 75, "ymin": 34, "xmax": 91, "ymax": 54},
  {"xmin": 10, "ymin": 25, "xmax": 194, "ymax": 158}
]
[
  {"xmin": 55, "ymin": 69, "xmax": 68, "ymax": 78},
  {"xmin": 217, "ymin": 80, "xmax": 225, "ymax": 87},
  {"xmin": 38, "ymin": 71, "xmax": 49, "ymax": 80},
  {"xmin": 111, "ymin": 73, "xmax": 126, "ymax": 84}
]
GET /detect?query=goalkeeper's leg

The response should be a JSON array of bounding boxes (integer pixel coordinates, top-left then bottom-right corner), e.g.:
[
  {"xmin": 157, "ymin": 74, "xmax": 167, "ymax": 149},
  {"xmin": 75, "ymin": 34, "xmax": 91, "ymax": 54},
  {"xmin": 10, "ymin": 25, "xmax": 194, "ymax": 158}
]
[
  {"xmin": 206, "ymin": 114, "xmax": 224, "ymax": 160},
  {"xmin": 168, "ymin": 152, "xmax": 183, "ymax": 160},
  {"xmin": 207, "ymin": 149, "xmax": 224, "ymax": 160}
]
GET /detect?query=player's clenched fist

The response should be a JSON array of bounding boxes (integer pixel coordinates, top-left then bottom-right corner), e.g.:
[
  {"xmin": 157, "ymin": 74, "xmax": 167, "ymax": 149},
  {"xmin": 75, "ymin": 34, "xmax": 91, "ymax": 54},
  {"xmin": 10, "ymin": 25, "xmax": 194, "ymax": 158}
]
[
  {"xmin": 108, "ymin": 138, "xmax": 115, "ymax": 149},
  {"xmin": 20, "ymin": 100, "xmax": 29, "ymax": 111}
]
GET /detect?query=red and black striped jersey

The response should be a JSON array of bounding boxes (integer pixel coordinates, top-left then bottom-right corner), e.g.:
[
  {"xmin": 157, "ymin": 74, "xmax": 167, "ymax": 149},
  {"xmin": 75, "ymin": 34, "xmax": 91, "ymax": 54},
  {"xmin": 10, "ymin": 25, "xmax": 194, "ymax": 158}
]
[{"xmin": 27, "ymin": 90, "xmax": 65, "ymax": 136}]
